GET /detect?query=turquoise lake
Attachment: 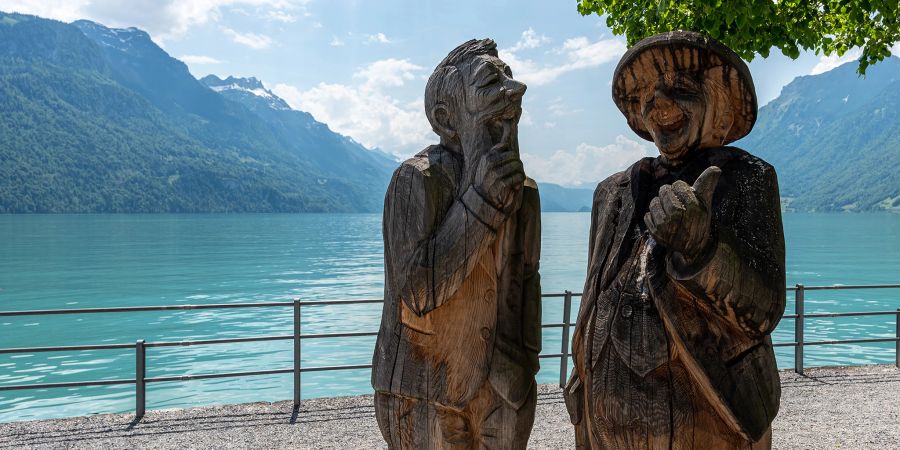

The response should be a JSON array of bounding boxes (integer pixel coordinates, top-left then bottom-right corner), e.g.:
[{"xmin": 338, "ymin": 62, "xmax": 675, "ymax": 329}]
[{"xmin": 1, "ymin": 213, "xmax": 898, "ymax": 422}]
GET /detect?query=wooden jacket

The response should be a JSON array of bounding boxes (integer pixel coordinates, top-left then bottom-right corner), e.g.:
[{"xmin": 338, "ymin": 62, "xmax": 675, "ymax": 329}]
[
  {"xmin": 372, "ymin": 145, "xmax": 542, "ymax": 410},
  {"xmin": 565, "ymin": 146, "xmax": 786, "ymax": 442}
]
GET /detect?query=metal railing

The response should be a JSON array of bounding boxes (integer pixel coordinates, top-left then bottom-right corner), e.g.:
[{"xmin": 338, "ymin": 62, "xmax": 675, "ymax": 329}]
[
  {"xmin": 1, "ymin": 285, "xmax": 898, "ymax": 420},
  {"xmin": 778, "ymin": 284, "xmax": 900, "ymax": 374}
]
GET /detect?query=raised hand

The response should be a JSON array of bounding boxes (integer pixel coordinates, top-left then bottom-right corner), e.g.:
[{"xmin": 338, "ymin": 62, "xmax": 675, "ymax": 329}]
[
  {"xmin": 473, "ymin": 143, "xmax": 525, "ymax": 214},
  {"xmin": 644, "ymin": 166, "xmax": 721, "ymax": 260}
]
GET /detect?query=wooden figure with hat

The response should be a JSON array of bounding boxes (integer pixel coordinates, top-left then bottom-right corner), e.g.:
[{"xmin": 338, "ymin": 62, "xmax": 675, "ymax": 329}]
[{"xmin": 563, "ymin": 31, "xmax": 786, "ymax": 450}]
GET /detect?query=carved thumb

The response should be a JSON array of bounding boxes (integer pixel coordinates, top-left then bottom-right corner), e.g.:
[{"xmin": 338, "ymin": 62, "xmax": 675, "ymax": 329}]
[{"xmin": 692, "ymin": 166, "xmax": 721, "ymax": 208}]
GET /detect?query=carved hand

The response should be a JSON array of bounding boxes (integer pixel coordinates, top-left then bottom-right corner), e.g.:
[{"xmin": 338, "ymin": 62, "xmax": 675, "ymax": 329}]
[
  {"xmin": 644, "ymin": 166, "xmax": 721, "ymax": 261},
  {"xmin": 473, "ymin": 143, "xmax": 525, "ymax": 214}
]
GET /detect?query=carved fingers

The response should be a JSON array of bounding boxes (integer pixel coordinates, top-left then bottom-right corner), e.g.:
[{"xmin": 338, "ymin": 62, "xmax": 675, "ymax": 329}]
[
  {"xmin": 475, "ymin": 145, "xmax": 524, "ymax": 212},
  {"xmin": 644, "ymin": 166, "xmax": 721, "ymax": 259},
  {"xmin": 691, "ymin": 166, "xmax": 721, "ymax": 208}
]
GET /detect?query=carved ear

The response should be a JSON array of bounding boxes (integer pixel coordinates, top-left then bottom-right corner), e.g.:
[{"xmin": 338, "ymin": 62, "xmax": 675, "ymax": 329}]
[{"xmin": 431, "ymin": 104, "xmax": 457, "ymax": 140}]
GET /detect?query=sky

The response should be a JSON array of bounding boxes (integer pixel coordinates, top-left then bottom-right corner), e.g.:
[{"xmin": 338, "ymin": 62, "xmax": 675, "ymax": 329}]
[{"xmin": 2, "ymin": 0, "xmax": 895, "ymax": 187}]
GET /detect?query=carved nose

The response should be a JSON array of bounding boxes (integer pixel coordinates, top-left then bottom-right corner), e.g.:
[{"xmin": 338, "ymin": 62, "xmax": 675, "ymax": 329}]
[
  {"xmin": 654, "ymin": 90, "xmax": 675, "ymax": 109},
  {"xmin": 504, "ymin": 80, "xmax": 526, "ymax": 102}
]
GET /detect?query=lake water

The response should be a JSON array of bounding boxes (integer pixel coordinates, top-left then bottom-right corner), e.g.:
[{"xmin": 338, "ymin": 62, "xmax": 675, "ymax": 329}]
[{"xmin": 1, "ymin": 213, "xmax": 898, "ymax": 422}]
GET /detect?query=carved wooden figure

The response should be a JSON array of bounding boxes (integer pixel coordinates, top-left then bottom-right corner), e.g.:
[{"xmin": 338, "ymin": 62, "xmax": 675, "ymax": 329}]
[
  {"xmin": 564, "ymin": 32, "xmax": 786, "ymax": 449},
  {"xmin": 372, "ymin": 39, "xmax": 541, "ymax": 450}
]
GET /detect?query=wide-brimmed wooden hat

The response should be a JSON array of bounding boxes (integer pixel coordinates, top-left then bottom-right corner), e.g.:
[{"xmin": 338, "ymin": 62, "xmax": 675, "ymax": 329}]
[{"xmin": 612, "ymin": 31, "xmax": 757, "ymax": 144}]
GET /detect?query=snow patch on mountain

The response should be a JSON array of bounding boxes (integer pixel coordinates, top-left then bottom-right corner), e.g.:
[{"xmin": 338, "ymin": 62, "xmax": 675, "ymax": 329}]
[{"xmin": 201, "ymin": 75, "xmax": 291, "ymax": 110}]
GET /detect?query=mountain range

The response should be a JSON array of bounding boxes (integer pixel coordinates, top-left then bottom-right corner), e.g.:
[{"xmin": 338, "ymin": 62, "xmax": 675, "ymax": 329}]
[
  {"xmin": 739, "ymin": 56, "xmax": 900, "ymax": 212},
  {"xmin": 0, "ymin": 11, "xmax": 895, "ymax": 213},
  {"xmin": 0, "ymin": 12, "xmax": 395, "ymax": 213}
]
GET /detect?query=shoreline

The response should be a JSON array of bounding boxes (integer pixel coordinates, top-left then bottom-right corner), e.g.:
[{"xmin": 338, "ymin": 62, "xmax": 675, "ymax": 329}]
[{"xmin": 1, "ymin": 365, "xmax": 898, "ymax": 449}]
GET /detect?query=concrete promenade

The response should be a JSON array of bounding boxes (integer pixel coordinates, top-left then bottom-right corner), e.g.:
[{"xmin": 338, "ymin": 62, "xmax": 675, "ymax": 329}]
[{"xmin": 1, "ymin": 365, "xmax": 898, "ymax": 449}]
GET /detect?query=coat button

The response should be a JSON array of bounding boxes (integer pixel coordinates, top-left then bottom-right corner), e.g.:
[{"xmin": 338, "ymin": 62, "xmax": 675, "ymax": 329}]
[
  {"xmin": 481, "ymin": 327, "xmax": 492, "ymax": 340},
  {"xmin": 621, "ymin": 304, "xmax": 633, "ymax": 318}
]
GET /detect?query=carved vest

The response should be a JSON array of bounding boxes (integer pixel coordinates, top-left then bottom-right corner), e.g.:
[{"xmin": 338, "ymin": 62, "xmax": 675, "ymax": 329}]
[{"xmin": 592, "ymin": 231, "xmax": 669, "ymax": 378}]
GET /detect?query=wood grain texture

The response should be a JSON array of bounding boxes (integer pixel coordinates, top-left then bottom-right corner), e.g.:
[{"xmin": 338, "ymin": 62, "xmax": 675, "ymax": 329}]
[
  {"xmin": 372, "ymin": 39, "xmax": 540, "ymax": 449},
  {"xmin": 612, "ymin": 31, "xmax": 758, "ymax": 147},
  {"xmin": 567, "ymin": 33, "xmax": 782, "ymax": 449},
  {"xmin": 565, "ymin": 147, "xmax": 785, "ymax": 450}
]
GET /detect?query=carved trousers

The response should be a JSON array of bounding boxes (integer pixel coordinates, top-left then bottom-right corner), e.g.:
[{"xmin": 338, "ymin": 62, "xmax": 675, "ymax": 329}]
[{"xmin": 375, "ymin": 381, "xmax": 536, "ymax": 450}]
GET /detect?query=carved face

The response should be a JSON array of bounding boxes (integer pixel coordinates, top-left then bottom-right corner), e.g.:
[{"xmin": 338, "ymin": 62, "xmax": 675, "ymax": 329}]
[
  {"xmin": 459, "ymin": 54, "xmax": 526, "ymax": 156},
  {"xmin": 640, "ymin": 73, "xmax": 707, "ymax": 161}
]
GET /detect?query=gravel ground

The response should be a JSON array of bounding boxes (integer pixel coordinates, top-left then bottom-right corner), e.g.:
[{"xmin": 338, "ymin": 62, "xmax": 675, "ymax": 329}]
[{"xmin": 1, "ymin": 365, "xmax": 898, "ymax": 449}]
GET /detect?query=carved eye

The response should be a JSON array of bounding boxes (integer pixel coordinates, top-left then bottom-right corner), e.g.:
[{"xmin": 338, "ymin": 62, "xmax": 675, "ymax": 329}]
[
  {"xmin": 477, "ymin": 73, "xmax": 499, "ymax": 88},
  {"xmin": 672, "ymin": 83, "xmax": 700, "ymax": 98}
]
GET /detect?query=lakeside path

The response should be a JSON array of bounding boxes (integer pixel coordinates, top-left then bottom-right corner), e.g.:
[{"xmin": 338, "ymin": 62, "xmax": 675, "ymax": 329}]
[{"xmin": 1, "ymin": 365, "xmax": 898, "ymax": 449}]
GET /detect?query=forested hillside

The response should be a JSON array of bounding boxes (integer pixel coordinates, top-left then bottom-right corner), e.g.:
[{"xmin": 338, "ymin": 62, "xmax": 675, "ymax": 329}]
[
  {"xmin": 0, "ymin": 12, "xmax": 395, "ymax": 213},
  {"xmin": 739, "ymin": 57, "xmax": 900, "ymax": 212}
]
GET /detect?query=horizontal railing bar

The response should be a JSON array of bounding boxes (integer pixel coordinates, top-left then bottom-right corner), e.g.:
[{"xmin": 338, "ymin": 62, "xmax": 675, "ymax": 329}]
[
  {"xmin": 0, "ymin": 343, "xmax": 136, "ymax": 354},
  {"xmin": 779, "ymin": 311, "xmax": 899, "ymax": 320},
  {"xmin": 787, "ymin": 284, "xmax": 900, "ymax": 291},
  {"xmin": 146, "ymin": 335, "xmax": 293, "ymax": 348},
  {"xmin": 1, "ymin": 285, "xmax": 895, "ymax": 316},
  {"xmin": 539, "ymin": 353, "xmax": 566, "ymax": 358},
  {"xmin": 299, "ymin": 364, "xmax": 372, "ymax": 373},
  {"xmin": 803, "ymin": 337, "xmax": 899, "ymax": 346},
  {"xmin": 803, "ymin": 311, "xmax": 900, "ymax": 318},
  {"xmin": 772, "ymin": 337, "xmax": 899, "ymax": 347},
  {"xmin": 146, "ymin": 368, "xmax": 293, "ymax": 383},
  {"xmin": 291, "ymin": 299, "xmax": 383, "ymax": 306},
  {"xmin": 0, "ymin": 378, "xmax": 135, "ymax": 391},
  {"xmin": 0, "ymin": 302, "xmax": 296, "ymax": 317},
  {"xmin": 541, "ymin": 293, "xmax": 584, "ymax": 298},
  {"xmin": 301, "ymin": 332, "xmax": 378, "ymax": 339}
]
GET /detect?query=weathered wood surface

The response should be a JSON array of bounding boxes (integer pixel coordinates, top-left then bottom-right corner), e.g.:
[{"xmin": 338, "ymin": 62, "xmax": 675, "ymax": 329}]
[
  {"xmin": 564, "ymin": 31, "xmax": 786, "ymax": 449},
  {"xmin": 372, "ymin": 38, "xmax": 541, "ymax": 449}
]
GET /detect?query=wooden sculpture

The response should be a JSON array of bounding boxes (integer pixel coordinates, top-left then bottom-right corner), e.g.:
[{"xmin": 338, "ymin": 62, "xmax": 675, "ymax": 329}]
[
  {"xmin": 563, "ymin": 32, "xmax": 786, "ymax": 449},
  {"xmin": 372, "ymin": 38, "xmax": 541, "ymax": 450}
]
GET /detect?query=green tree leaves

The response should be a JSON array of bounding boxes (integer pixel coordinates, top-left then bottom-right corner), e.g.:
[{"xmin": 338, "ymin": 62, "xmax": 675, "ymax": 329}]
[{"xmin": 578, "ymin": 0, "xmax": 900, "ymax": 74}]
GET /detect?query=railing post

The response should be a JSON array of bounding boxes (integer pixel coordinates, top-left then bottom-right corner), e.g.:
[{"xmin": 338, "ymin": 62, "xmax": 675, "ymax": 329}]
[
  {"xmin": 135, "ymin": 339, "xmax": 145, "ymax": 419},
  {"xmin": 293, "ymin": 298, "xmax": 301, "ymax": 409},
  {"xmin": 794, "ymin": 284, "xmax": 805, "ymax": 374},
  {"xmin": 560, "ymin": 290, "xmax": 573, "ymax": 387},
  {"xmin": 895, "ymin": 308, "xmax": 899, "ymax": 369}
]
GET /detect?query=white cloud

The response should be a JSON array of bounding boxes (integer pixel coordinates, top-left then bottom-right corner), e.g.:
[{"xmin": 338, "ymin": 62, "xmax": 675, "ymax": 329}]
[
  {"xmin": 519, "ymin": 109, "xmax": 534, "ymax": 127},
  {"xmin": 329, "ymin": 36, "xmax": 345, "ymax": 47},
  {"xmin": 353, "ymin": 58, "xmax": 424, "ymax": 91},
  {"xmin": 0, "ymin": 0, "xmax": 88, "ymax": 22},
  {"xmin": 272, "ymin": 58, "xmax": 432, "ymax": 157},
  {"xmin": 222, "ymin": 27, "xmax": 272, "ymax": 49},
  {"xmin": 547, "ymin": 98, "xmax": 582, "ymax": 116},
  {"xmin": 0, "ymin": 0, "xmax": 307, "ymax": 41},
  {"xmin": 265, "ymin": 9, "xmax": 296, "ymax": 22},
  {"xmin": 500, "ymin": 33, "xmax": 625, "ymax": 86},
  {"xmin": 810, "ymin": 41, "xmax": 900, "ymax": 75},
  {"xmin": 810, "ymin": 48, "xmax": 862, "ymax": 75},
  {"xmin": 521, "ymin": 135, "xmax": 653, "ymax": 187},
  {"xmin": 180, "ymin": 54, "xmax": 224, "ymax": 64},
  {"xmin": 507, "ymin": 28, "xmax": 549, "ymax": 52},
  {"xmin": 365, "ymin": 32, "xmax": 392, "ymax": 44}
]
